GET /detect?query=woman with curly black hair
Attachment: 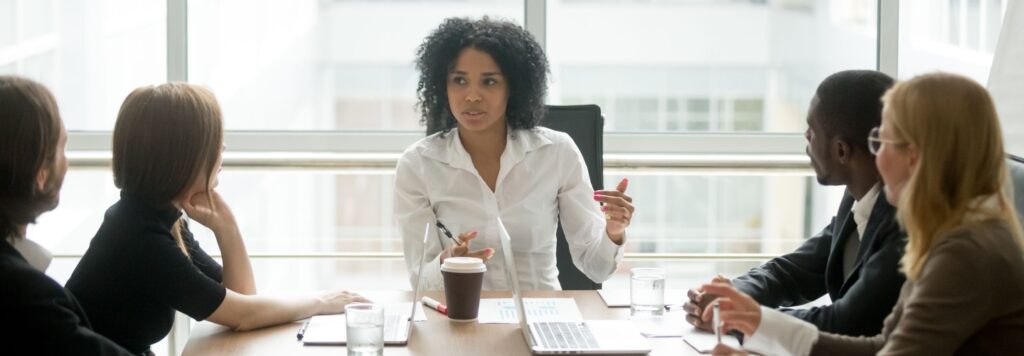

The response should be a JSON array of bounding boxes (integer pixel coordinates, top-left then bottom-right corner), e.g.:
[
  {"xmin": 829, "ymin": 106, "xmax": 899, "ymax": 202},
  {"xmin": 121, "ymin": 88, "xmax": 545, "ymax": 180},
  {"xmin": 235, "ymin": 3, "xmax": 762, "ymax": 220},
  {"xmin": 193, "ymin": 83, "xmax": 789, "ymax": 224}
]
[{"xmin": 394, "ymin": 17, "xmax": 635, "ymax": 291}]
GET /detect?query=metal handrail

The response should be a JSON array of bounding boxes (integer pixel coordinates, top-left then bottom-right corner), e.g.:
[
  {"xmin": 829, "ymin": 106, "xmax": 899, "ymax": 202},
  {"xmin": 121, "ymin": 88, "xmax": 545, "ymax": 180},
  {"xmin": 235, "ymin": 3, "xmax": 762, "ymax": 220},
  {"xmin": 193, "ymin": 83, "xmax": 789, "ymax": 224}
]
[
  {"xmin": 52, "ymin": 252, "xmax": 775, "ymax": 261},
  {"xmin": 67, "ymin": 151, "xmax": 811, "ymax": 173}
]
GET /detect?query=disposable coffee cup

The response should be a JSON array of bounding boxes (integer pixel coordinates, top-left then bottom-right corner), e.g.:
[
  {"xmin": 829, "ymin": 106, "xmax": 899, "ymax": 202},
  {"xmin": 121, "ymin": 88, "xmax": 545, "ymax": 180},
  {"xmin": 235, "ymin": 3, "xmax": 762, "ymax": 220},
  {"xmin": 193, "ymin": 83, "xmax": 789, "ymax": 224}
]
[{"xmin": 441, "ymin": 257, "xmax": 486, "ymax": 322}]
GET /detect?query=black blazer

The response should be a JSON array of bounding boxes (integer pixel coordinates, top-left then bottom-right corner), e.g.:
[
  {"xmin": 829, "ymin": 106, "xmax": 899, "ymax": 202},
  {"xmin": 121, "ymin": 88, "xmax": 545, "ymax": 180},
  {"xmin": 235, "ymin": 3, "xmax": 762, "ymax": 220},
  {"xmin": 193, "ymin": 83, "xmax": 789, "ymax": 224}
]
[
  {"xmin": 731, "ymin": 188, "xmax": 906, "ymax": 336},
  {"xmin": 0, "ymin": 239, "xmax": 134, "ymax": 355}
]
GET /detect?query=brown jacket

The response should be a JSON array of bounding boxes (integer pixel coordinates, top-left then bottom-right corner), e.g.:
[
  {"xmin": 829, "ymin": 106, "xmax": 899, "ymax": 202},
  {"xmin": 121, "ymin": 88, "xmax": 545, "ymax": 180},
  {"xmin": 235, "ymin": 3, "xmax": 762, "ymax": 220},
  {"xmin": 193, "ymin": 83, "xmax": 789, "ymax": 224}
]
[{"xmin": 811, "ymin": 219, "xmax": 1024, "ymax": 356}]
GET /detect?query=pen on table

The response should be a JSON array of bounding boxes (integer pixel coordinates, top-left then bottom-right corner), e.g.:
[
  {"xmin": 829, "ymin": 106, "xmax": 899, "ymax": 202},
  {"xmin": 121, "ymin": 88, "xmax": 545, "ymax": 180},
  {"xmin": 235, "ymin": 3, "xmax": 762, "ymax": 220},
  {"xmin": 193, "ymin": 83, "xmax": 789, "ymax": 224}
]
[
  {"xmin": 435, "ymin": 221, "xmax": 463, "ymax": 246},
  {"xmin": 713, "ymin": 303, "xmax": 721, "ymax": 344},
  {"xmin": 296, "ymin": 318, "xmax": 311, "ymax": 340},
  {"xmin": 421, "ymin": 296, "xmax": 448, "ymax": 315}
]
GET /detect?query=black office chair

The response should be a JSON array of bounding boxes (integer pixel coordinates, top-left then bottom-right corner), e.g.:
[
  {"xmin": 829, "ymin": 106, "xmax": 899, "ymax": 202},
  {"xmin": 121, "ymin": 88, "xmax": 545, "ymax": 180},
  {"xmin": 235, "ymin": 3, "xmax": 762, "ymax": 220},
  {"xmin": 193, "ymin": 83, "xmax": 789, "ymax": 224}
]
[
  {"xmin": 424, "ymin": 104, "xmax": 605, "ymax": 290},
  {"xmin": 541, "ymin": 105, "xmax": 605, "ymax": 290},
  {"xmin": 1009, "ymin": 154, "xmax": 1024, "ymax": 224}
]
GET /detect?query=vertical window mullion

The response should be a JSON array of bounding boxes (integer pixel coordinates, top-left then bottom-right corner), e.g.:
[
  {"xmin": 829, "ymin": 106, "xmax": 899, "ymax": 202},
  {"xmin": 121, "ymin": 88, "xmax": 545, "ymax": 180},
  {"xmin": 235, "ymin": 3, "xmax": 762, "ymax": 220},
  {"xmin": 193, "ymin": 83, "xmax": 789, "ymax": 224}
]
[
  {"xmin": 525, "ymin": 0, "xmax": 546, "ymax": 51},
  {"xmin": 877, "ymin": 0, "xmax": 899, "ymax": 78},
  {"xmin": 167, "ymin": 0, "xmax": 187, "ymax": 82}
]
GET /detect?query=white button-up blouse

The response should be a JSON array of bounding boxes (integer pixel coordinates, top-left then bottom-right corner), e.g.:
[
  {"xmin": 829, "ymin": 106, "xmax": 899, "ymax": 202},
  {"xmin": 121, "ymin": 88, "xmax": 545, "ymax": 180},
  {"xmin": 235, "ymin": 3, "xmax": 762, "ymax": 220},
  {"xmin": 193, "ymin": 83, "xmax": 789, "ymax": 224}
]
[{"xmin": 394, "ymin": 127, "xmax": 624, "ymax": 291}]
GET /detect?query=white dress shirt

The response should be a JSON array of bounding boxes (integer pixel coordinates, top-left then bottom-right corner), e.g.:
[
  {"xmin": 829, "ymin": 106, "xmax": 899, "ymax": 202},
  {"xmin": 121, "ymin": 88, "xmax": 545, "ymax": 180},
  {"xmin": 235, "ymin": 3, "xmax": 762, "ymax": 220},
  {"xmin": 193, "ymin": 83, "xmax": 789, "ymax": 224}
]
[
  {"xmin": 851, "ymin": 183, "xmax": 881, "ymax": 240},
  {"xmin": 743, "ymin": 306, "xmax": 819, "ymax": 356},
  {"xmin": 394, "ymin": 127, "xmax": 624, "ymax": 291},
  {"xmin": 843, "ymin": 183, "xmax": 881, "ymax": 277},
  {"xmin": 8, "ymin": 236, "xmax": 52, "ymax": 272}
]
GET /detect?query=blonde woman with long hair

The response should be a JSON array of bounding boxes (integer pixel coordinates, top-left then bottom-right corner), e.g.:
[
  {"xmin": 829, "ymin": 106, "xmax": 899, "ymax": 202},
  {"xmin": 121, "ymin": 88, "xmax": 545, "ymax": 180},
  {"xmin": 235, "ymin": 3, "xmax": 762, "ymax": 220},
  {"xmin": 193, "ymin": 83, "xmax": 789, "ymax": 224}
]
[
  {"xmin": 66, "ymin": 83, "xmax": 369, "ymax": 354},
  {"xmin": 702, "ymin": 72, "xmax": 1024, "ymax": 356}
]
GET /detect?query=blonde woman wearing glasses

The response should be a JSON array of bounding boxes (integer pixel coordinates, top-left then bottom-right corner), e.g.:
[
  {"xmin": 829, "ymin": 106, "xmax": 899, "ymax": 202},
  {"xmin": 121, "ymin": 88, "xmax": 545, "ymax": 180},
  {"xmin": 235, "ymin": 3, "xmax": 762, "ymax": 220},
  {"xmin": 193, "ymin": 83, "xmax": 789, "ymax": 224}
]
[{"xmin": 703, "ymin": 72, "xmax": 1024, "ymax": 356}]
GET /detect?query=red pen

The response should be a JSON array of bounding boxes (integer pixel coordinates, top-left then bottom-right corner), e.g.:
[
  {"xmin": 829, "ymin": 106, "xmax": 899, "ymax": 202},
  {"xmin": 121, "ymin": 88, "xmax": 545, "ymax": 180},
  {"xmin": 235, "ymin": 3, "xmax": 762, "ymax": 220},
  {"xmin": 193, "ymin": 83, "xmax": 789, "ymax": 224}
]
[{"xmin": 421, "ymin": 296, "xmax": 448, "ymax": 315}]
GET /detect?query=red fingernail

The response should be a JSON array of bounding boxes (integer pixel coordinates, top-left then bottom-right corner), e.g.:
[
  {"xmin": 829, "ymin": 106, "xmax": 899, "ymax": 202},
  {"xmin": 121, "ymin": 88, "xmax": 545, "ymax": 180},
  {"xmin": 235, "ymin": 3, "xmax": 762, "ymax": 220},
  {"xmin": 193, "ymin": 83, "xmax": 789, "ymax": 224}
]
[{"xmin": 601, "ymin": 206, "xmax": 608, "ymax": 211}]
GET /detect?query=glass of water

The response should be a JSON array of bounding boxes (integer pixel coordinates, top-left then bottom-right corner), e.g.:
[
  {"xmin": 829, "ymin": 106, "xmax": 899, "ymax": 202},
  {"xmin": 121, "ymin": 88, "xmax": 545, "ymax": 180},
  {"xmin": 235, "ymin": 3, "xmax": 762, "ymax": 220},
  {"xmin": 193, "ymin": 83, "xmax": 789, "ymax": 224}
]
[
  {"xmin": 346, "ymin": 303, "xmax": 384, "ymax": 356},
  {"xmin": 630, "ymin": 267, "xmax": 666, "ymax": 317}
]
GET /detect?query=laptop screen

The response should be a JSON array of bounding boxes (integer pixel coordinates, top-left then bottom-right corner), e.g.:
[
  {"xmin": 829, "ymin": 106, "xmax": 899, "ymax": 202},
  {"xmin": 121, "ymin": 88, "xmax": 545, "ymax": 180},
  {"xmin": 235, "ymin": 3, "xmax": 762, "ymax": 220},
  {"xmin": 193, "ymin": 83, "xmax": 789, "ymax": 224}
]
[
  {"xmin": 496, "ymin": 216, "xmax": 534, "ymax": 346},
  {"xmin": 409, "ymin": 222, "xmax": 431, "ymax": 319}
]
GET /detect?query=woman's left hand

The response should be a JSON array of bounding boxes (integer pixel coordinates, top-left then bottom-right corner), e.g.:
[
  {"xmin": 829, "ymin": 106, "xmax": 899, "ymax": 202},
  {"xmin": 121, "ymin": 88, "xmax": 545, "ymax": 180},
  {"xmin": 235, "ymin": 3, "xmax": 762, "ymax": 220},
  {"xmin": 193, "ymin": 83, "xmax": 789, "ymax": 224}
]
[
  {"xmin": 183, "ymin": 190, "xmax": 238, "ymax": 234},
  {"xmin": 595, "ymin": 178, "xmax": 633, "ymax": 242}
]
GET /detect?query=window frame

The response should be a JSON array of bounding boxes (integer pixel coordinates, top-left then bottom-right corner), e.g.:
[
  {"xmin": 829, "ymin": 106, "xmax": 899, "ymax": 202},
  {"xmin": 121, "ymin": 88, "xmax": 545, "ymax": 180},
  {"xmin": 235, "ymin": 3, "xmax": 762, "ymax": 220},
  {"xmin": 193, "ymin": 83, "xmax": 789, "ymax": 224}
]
[{"xmin": 65, "ymin": 0, "xmax": 897, "ymax": 168}]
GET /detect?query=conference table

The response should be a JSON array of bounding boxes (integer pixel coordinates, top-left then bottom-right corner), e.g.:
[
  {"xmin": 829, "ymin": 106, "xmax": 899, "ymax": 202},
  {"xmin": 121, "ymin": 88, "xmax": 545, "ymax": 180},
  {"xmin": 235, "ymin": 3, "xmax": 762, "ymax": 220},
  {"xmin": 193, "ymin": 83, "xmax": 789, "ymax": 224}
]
[{"xmin": 183, "ymin": 290, "xmax": 710, "ymax": 355}]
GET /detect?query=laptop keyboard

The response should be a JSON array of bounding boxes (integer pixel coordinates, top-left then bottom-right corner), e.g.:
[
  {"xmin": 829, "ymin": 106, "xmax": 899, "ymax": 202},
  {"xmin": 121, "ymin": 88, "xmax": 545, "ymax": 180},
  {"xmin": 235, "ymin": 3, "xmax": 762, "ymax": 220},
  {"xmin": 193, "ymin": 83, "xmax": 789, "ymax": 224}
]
[{"xmin": 534, "ymin": 322, "xmax": 600, "ymax": 350}]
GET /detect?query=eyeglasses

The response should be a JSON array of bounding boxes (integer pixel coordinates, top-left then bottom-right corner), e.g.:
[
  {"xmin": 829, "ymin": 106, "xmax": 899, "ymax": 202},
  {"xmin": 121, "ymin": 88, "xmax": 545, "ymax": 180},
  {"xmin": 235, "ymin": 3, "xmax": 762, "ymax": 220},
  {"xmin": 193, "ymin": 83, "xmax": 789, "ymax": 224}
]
[{"xmin": 867, "ymin": 127, "xmax": 903, "ymax": 155}]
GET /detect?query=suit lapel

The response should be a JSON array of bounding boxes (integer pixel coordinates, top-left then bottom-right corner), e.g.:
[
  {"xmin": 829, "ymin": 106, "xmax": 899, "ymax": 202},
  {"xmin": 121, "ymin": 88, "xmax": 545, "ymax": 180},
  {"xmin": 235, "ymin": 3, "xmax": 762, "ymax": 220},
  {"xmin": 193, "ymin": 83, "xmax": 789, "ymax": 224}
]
[
  {"xmin": 838, "ymin": 188, "xmax": 897, "ymax": 294},
  {"xmin": 826, "ymin": 192, "xmax": 857, "ymax": 298}
]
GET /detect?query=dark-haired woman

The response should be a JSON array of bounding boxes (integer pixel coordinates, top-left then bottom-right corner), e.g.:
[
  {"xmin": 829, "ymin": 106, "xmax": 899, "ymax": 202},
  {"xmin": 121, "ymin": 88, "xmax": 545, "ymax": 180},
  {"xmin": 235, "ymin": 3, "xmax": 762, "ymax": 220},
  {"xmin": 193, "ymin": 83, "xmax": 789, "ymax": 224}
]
[
  {"xmin": 395, "ymin": 17, "xmax": 636, "ymax": 291},
  {"xmin": 66, "ymin": 83, "xmax": 368, "ymax": 354},
  {"xmin": 1, "ymin": 75, "xmax": 133, "ymax": 355}
]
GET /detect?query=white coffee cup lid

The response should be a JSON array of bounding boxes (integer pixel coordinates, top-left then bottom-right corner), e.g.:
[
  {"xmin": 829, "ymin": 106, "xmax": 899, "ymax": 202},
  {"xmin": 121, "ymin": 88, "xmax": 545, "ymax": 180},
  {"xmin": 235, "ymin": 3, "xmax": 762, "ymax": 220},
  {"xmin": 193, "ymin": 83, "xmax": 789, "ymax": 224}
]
[{"xmin": 441, "ymin": 257, "xmax": 487, "ymax": 273}]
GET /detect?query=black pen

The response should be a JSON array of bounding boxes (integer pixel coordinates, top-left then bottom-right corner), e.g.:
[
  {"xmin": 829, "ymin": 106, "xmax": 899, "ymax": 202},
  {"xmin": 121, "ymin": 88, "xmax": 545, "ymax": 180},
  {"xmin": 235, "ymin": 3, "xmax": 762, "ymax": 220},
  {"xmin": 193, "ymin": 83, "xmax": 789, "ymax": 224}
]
[
  {"xmin": 296, "ymin": 319, "xmax": 311, "ymax": 340},
  {"xmin": 435, "ymin": 221, "xmax": 463, "ymax": 246}
]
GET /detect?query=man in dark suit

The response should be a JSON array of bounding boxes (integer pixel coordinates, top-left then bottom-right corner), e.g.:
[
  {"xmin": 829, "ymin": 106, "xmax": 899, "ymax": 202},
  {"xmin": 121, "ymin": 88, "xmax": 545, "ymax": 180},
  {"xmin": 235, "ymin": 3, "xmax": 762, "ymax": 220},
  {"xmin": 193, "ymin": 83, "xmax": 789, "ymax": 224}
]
[
  {"xmin": 0, "ymin": 75, "xmax": 133, "ymax": 355},
  {"xmin": 684, "ymin": 70, "xmax": 906, "ymax": 336}
]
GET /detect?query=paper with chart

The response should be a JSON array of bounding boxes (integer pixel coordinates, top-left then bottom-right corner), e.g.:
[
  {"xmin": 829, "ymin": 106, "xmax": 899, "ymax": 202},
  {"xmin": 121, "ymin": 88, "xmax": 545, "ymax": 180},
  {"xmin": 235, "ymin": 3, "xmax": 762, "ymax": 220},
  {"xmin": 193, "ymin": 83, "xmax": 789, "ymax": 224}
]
[{"xmin": 477, "ymin": 298, "xmax": 583, "ymax": 324}]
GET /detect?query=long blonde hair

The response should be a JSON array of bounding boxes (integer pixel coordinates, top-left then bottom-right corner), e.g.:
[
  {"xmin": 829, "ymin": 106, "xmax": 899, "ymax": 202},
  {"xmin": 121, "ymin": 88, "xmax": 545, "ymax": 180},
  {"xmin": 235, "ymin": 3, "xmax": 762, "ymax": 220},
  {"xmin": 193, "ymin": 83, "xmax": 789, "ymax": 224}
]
[{"xmin": 883, "ymin": 72, "xmax": 1024, "ymax": 280}]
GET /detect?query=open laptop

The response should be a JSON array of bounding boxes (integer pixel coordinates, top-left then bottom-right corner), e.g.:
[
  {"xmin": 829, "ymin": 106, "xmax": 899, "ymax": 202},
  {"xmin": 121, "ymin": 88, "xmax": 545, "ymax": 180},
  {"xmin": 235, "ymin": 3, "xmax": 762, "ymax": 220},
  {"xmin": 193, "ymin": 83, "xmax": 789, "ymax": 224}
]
[
  {"xmin": 302, "ymin": 223, "xmax": 430, "ymax": 346},
  {"xmin": 496, "ymin": 217, "xmax": 652, "ymax": 354}
]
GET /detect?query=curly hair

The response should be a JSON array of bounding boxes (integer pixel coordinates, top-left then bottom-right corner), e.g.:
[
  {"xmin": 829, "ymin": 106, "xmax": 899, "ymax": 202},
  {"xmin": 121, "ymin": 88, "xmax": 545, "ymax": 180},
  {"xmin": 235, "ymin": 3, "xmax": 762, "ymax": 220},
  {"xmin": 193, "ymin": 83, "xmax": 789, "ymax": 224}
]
[{"xmin": 415, "ymin": 17, "xmax": 549, "ymax": 135}]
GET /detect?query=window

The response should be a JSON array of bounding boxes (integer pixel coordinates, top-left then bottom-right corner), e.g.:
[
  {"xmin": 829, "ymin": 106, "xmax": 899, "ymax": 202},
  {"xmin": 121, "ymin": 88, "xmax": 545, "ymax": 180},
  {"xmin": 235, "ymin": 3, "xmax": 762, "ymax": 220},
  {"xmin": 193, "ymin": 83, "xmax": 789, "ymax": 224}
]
[
  {"xmin": 17, "ymin": 2, "xmax": 1023, "ymax": 355},
  {"xmin": 832, "ymin": 0, "xmax": 878, "ymax": 30},
  {"xmin": 17, "ymin": 0, "xmax": 894, "ymax": 292},
  {"xmin": 541, "ymin": 0, "xmax": 874, "ymax": 270},
  {"xmin": 898, "ymin": 0, "xmax": 1008, "ymax": 82},
  {"xmin": 187, "ymin": 0, "xmax": 524, "ymax": 130},
  {"xmin": 546, "ymin": 0, "xmax": 878, "ymax": 133},
  {"xmin": 27, "ymin": 0, "xmax": 871, "ymax": 288},
  {"xmin": 39, "ymin": 170, "xmax": 823, "ymax": 288},
  {"xmin": 0, "ymin": 0, "xmax": 166, "ymax": 130},
  {"xmin": 989, "ymin": 1, "xmax": 1022, "ymax": 156}
]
